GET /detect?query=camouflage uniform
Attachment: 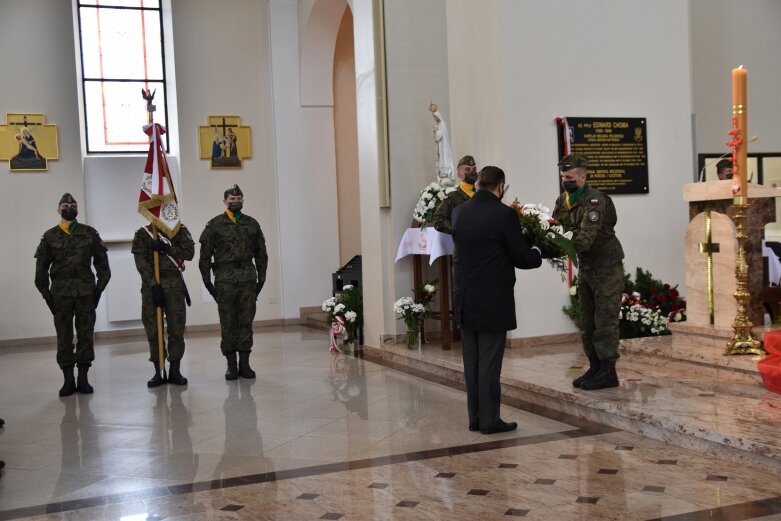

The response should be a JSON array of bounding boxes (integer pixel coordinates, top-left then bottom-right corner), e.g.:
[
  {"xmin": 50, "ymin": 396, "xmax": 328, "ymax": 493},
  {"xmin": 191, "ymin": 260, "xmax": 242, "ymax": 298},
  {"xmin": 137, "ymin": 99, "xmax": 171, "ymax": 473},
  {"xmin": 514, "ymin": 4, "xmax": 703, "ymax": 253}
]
[
  {"xmin": 199, "ymin": 212, "xmax": 268, "ymax": 354},
  {"xmin": 553, "ymin": 184, "xmax": 624, "ymax": 364},
  {"xmin": 131, "ymin": 225, "xmax": 195, "ymax": 363},
  {"xmin": 35, "ymin": 222, "xmax": 111, "ymax": 368},
  {"xmin": 432, "ymin": 187, "xmax": 471, "ymax": 234}
]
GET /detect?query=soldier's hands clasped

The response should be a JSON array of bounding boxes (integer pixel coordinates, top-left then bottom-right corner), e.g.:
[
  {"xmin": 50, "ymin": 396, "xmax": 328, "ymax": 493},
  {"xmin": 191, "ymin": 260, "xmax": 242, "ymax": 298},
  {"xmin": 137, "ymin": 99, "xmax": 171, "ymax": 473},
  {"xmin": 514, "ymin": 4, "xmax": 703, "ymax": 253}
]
[
  {"xmin": 150, "ymin": 239, "xmax": 172, "ymax": 255},
  {"xmin": 255, "ymin": 280, "xmax": 264, "ymax": 299},
  {"xmin": 151, "ymin": 284, "xmax": 165, "ymax": 307}
]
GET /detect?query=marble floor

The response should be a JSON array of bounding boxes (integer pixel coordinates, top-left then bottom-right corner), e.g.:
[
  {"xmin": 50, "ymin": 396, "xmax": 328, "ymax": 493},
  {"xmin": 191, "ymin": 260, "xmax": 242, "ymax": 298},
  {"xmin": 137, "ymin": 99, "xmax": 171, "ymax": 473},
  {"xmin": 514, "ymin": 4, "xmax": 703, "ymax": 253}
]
[
  {"xmin": 0, "ymin": 327, "xmax": 780, "ymax": 520},
  {"xmin": 366, "ymin": 333, "xmax": 781, "ymax": 476}
]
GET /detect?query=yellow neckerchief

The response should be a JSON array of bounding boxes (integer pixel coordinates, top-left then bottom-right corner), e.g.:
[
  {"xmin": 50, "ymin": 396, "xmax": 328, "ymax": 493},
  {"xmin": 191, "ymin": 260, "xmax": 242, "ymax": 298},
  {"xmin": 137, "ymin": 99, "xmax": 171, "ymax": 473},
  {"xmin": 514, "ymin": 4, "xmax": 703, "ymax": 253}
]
[
  {"xmin": 459, "ymin": 181, "xmax": 475, "ymax": 198},
  {"xmin": 59, "ymin": 220, "xmax": 77, "ymax": 234},
  {"xmin": 225, "ymin": 208, "xmax": 238, "ymax": 223},
  {"xmin": 565, "ymin": 185, "xmax": 586, "ymax": 209}
]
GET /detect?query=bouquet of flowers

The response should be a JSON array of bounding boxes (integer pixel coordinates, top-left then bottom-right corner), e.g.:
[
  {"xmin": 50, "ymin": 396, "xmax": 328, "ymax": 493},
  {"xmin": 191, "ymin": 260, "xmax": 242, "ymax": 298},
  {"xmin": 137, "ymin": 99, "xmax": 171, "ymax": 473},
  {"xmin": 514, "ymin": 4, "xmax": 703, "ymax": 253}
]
[
  {"xmin": 624, "ymin": 268, "xmax": 687, "ymax": 324},
  {"xmin": 414, "ymin": 279, "xmax": 439, "ymax": 308},
  {"xmin": 394, "ymin": 296, "xmax": 427, "ymax": 329},
  {"xmin": 619, "ymin": 292, "xmax": 671, "ymax": 338},
  {"xmin": 322, "ymin": 284, "xmax": 363, "ymax": 353},
  {"xmin": 511, "ymin": 201, "xmax": 577, "ymax": 275},
  {"xmin": 413, "ymin": 182, "xmax": 456, "ymax": 227},
  {"xmin": 562, "ymin": 268, "xmax": 686, "ymax": 339}
]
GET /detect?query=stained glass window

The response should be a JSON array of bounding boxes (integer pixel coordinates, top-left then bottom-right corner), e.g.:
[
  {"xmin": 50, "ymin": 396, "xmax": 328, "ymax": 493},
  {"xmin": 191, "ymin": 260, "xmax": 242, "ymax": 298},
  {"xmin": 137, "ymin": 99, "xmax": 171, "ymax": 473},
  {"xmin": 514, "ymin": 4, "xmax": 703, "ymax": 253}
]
[{"xmin": 77, "ymin": 1, "xmax": 168, "ymax": 153}]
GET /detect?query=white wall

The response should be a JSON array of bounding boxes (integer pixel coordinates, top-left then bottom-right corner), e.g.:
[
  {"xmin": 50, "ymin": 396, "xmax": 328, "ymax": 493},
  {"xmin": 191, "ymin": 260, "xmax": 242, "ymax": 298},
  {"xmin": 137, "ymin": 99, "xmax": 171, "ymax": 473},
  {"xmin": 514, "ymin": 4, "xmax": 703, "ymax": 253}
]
[
  {"xmin": 383, "ymin": 0, "xmax": 452, "ymax": 334},
  {"xmin": 170, "ymin": 0, "xmax": 282, "ymax": 326},
  {"xmin": 5, "ymin": 0, "xmax": 779, "ymax": 345},
  {"xmin": 691, "ymin": 0, "xmax": 781, "ymax": 157},
  {"xmin": 0, "ymin": 0, "xmax": 285, "ymax": 342},
  {"xmin": 446, "ymin": 0, "xmax": 693, "ymax": 338},
  {"xmin": 269, "ymin": 0, "xmax": 342, "ymax": 318},
  {"xmin": 0, "ymin": 0, "xmax": 84, "ymax": 340}
]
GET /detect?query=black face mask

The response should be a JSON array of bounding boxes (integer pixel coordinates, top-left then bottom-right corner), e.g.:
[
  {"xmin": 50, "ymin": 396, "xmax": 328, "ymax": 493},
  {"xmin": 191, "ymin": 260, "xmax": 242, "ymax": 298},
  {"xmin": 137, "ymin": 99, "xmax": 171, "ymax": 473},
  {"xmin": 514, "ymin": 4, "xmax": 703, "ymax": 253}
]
[
  {"xmin": 228, "ymin": 202, "xmax": 243, "ymax": 214},
  {"xmin": 562, "ymin": 180, "xmax": 579, "ymax": 193},
  {"xmin": 464, "ymin": 171, "xmax": 478, "ymax": 184},
  {"xmin": 61, "ymin": 209, "xmax": 78, "ymax": 221}
]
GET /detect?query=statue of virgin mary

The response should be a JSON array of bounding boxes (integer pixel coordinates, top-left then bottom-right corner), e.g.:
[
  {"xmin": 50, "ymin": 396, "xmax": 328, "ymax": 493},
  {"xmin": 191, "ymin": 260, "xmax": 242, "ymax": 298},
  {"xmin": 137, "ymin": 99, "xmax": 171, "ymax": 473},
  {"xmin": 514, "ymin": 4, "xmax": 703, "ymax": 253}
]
[{"xmin": 430, "ymin": 103, "xmax": 456, "ymax": 187}]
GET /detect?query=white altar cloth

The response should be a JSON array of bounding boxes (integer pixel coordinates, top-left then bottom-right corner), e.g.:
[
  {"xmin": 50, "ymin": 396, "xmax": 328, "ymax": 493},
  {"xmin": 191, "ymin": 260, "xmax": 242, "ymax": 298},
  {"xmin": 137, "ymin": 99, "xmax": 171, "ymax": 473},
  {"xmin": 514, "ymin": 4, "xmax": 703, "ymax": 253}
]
[{"xmin": 394, "ymin": 227, "xmax": 454, "ymax": 265}]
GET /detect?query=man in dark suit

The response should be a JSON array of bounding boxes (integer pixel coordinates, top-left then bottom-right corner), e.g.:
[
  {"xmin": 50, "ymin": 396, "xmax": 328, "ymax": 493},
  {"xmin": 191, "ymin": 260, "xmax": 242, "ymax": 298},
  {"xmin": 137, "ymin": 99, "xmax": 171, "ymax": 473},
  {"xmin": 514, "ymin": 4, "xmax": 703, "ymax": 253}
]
[{"xmin": 452, "ymin": 166, "xmax": 542, "ymax": 434}]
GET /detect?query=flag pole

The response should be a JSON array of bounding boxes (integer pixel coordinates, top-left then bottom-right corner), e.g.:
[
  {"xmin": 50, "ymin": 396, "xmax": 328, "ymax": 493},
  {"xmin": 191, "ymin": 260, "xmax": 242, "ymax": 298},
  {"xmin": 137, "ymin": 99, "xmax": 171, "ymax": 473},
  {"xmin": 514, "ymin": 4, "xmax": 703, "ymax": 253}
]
[{"xmin": 143, "ymin": 89, "xmax": 167, "ymax": 383}]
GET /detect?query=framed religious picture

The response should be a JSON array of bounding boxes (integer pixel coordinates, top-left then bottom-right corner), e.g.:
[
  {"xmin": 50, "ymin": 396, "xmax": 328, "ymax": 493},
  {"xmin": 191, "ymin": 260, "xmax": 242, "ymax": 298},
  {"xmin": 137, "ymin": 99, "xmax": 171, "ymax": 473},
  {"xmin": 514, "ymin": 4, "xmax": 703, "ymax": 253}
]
[
  {"xmin": 198, "ymin": 115, "xmax": 252, "ymax": 169},
  {"xmin": 0, "ymin": 113, "xmax": 59, "ymax": 172}
]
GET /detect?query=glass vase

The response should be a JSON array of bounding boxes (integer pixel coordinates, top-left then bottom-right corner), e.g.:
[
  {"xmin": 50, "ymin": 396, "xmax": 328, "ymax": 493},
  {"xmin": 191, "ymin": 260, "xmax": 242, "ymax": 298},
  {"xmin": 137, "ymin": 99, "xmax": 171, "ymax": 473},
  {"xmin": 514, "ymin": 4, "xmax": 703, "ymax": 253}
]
[
  {"xmin": 339, "ymin": 335, "xmax": 355, "ymax": 354},
  {"xmin": 405, "ymin": 328, "xmax": 421, "ymax": 350}
]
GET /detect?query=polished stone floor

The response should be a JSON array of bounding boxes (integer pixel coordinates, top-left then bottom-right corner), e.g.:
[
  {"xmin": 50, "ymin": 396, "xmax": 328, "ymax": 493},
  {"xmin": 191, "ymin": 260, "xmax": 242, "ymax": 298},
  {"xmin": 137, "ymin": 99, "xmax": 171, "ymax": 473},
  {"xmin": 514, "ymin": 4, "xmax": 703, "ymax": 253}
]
[{"xmin": 0, "ymin": 327, "xmax": 780, "ymax": 520}]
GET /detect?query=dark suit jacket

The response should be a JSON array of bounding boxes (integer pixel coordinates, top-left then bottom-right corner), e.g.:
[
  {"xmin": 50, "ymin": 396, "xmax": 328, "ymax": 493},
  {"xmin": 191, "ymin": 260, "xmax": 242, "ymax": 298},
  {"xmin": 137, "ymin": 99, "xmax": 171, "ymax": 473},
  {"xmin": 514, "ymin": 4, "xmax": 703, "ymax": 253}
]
[{"xmin": 452, "ymin": 190, "xmax": 542, "ymax": 332}]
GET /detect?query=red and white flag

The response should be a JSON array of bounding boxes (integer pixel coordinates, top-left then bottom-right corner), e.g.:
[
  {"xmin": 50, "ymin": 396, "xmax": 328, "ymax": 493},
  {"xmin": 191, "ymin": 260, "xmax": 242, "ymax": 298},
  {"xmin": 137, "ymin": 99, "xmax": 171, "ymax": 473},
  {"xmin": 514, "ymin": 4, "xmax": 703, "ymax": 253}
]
[{"xmin": 138, "ymin": 123, "xmax": 180, "ymax": 239}]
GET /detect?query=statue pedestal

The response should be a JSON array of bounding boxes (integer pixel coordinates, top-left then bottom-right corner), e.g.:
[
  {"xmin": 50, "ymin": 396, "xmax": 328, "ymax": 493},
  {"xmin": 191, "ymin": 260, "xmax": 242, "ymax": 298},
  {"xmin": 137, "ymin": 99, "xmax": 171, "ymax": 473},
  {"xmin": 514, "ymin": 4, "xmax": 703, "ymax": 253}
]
[{"xmin": 683, "ymin": 180, "xmax": 781, "ymax": 327}]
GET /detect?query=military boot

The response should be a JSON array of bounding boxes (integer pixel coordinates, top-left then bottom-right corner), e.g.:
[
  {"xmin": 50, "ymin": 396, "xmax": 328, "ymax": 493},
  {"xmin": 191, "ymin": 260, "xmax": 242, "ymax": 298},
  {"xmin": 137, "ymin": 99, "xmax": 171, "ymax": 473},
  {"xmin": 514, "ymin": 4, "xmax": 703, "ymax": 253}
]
[
  {"xmin": 168, "ymin": 360, "xmax": 188, "ymax": 386},
  {"xmin": 580, "ymin": 360, "xmax": 619, "ymax": 390},
  {"xmin": 572, "ymin": 353, "xmax": 601, "ymax": 388},
  {"xmin": 147, "ymin": 362, "xmax": 165, "ymax": 388},
  {"xmin": 225, "ymin": 352, "xmax": 239, "ymax": 380},
  {"xmin": 76, "ymin": 364, "xmax": 94, "ymax": 394},
  {"xmin": 59, "ymin": 365, "xmax": 77, "ymax": 397},
  {"xmin": 238, "ymin": 351, "xmax": 256, "ymax": 379}
]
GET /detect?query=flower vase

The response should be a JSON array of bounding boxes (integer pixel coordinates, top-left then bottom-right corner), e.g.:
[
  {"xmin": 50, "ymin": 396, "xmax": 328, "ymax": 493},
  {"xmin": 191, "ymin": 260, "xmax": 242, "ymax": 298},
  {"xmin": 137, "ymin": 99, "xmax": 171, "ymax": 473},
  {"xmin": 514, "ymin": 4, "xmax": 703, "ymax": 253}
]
[
  {"xmin": 339, "ymin": 336, "xmax": 355, "ymax": 354},
  {"xmin": 405, "ymin": 328, "xmax": 421, "ymax": 350}
]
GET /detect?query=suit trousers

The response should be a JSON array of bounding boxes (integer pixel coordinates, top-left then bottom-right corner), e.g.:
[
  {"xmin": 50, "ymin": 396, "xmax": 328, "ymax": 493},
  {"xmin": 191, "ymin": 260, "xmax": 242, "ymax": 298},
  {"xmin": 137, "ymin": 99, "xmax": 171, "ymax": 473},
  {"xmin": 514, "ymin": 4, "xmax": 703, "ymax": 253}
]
[{"xmin": 460, "ymin": 328, "xmax": 506, "ymax": 429}]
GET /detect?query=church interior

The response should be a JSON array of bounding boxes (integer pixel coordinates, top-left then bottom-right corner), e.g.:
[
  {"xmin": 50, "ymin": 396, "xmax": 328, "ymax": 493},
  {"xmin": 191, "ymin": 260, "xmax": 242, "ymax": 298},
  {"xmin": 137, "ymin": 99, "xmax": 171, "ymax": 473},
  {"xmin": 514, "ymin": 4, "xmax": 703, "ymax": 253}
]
[{"xmin": 2, "ymin": 0, "xmax": 781, "ymax": 519}]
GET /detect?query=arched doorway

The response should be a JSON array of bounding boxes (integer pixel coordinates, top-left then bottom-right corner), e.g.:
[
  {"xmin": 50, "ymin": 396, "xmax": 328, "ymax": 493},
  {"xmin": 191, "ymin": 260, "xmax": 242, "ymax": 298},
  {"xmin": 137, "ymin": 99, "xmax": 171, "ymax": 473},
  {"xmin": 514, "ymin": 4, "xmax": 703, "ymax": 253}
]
[{"xmin": 333, "ymin": 8, "xmax": 360, "ymax": 264}]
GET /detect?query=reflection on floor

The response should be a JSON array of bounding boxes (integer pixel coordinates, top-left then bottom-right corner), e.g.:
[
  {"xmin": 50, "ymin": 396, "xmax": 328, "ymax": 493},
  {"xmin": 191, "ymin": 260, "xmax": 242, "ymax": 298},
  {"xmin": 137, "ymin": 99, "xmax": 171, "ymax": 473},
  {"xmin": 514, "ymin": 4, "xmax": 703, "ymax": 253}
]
[{"xmin": 0, "ymin": 327, "xmax": 779, "ymax": 520}]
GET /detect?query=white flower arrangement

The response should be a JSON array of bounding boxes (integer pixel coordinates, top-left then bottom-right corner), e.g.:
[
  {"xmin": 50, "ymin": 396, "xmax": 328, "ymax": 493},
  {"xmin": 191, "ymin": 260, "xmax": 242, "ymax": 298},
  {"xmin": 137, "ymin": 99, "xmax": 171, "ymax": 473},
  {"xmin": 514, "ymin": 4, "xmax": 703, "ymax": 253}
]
[
  {"xmin": 413, "ymin": 182, "xmax": 457, "ymax": 226},
  {"xmin": 619, "ymin": 303, "xmax": 670, "ymax": 336},
  {"xmin": 323, "ymin": 285, "xmax": 363, "ymax": 352},
  {"xmin": 512, "ymin": 201, "xmax": 577, "ymax": 277},
  {"xmin": 394, "ymin": 296, "xmax": 427, "ymax": 329}
]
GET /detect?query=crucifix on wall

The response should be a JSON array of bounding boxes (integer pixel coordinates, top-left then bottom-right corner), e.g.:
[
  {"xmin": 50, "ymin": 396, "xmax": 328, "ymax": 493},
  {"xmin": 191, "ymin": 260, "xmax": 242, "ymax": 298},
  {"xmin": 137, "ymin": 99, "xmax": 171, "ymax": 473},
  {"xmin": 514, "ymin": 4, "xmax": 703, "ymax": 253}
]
[
  {"xmin": 198, "ymin": 115, "xmax": 252, "ymax": 169},
  {"xmin": 0, "ymin": 113, "xmax": 59, "ymax": 172}
]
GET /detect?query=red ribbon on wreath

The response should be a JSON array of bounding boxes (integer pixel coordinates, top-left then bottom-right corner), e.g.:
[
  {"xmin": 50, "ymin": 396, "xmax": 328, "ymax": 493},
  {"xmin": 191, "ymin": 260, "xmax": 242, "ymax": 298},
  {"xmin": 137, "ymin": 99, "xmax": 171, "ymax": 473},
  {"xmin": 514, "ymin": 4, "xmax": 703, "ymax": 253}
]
[{"xmin": 329, "ymin": 315, "xmax": 347, "ymax": 354}]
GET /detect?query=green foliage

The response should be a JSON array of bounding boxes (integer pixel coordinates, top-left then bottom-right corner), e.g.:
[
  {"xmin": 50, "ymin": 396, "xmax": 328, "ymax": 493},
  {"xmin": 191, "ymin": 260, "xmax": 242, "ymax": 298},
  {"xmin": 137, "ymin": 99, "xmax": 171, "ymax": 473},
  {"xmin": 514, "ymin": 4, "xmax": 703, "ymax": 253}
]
[{"xmin": 562, "ymin": 267, "xmax": 686, "ymax": 339}]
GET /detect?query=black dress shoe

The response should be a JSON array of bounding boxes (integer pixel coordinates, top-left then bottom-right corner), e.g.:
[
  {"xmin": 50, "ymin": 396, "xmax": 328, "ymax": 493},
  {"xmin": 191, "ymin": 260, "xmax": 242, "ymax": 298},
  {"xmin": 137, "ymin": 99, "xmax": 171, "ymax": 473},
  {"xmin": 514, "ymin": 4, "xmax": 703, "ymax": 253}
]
[
  {"xmin": 469, "ymin": 423, "xmax": 479, "ymax": 432},
  {"xmin": 480, "ymin": 420, "xmax": 517, "ymax": 435}
]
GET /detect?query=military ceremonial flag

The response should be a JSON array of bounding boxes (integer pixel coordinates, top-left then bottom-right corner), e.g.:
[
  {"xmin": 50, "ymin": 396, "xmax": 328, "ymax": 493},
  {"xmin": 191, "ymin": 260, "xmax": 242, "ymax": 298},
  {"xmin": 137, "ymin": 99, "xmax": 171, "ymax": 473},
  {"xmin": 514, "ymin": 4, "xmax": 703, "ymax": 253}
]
[{"xmin": 138, "ymin": 123, "xmax": 181, "ymax": 239}]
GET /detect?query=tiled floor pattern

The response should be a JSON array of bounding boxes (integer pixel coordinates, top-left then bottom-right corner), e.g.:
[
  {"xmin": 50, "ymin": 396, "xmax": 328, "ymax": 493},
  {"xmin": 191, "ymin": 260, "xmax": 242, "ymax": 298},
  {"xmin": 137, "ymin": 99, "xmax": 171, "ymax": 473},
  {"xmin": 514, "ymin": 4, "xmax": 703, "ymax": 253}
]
[
  {"xmin": 369, "ymin": 335, "xmax": 781, "ymax": 473},
  {"xmin": 0, "ymin": 327, "xmax": 779, "ymax": 520}
]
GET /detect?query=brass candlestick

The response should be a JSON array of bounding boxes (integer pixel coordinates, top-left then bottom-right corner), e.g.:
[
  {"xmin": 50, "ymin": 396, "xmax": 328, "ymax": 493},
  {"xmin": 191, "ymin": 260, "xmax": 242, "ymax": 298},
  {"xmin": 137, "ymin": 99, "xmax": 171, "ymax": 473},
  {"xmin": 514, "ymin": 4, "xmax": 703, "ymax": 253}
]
[{"xmin": 724, "ymin": 199, "xmax": 764, "ymax": 355}]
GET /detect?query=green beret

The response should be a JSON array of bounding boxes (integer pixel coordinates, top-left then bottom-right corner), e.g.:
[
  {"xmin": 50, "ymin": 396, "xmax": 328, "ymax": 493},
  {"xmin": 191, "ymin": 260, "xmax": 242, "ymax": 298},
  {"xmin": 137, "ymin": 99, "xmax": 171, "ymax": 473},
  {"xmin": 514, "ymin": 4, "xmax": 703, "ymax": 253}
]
[
  {"xmin": 558, "ymin": 153, "xmax": 588, "ymax": 171},
  {"xmin": 59, "ymin": 193, "xmax": 77, "ymax": 205},
  {"xmin": 458, "ymin": 155, "xmax": 475, "ymax": 167}
]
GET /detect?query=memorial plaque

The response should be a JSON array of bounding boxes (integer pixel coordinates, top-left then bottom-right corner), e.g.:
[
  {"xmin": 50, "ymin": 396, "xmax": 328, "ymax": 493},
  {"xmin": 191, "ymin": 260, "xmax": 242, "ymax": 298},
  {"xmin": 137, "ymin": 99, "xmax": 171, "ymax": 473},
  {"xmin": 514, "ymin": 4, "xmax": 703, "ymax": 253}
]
[{"xmin": 558, "ymin": 117, "xmax": 649, "ymax": 194}]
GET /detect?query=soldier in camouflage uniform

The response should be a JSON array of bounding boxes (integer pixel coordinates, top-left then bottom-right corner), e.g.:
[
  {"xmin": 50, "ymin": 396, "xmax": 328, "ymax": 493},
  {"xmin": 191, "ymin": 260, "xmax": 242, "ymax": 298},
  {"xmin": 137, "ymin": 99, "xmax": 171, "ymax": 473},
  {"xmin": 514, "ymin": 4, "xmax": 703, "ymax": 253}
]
[
  {"xmin": 199, "ymin": 185, "xmax": 268, "ymax": 380},
  {"xmin": 552, "ymin": 154, "xmax": 624, "ymax": 390},
  {"xmin": 35, "ymin": 193, "xmax": 111, "ymax": 396},
  {"xmin": 432, "ymin": 155, "xmax": 477, "ymax": 234},
  {"xmin": 132, "ymin": 223, "xmax": 195, "ymax": 387}
]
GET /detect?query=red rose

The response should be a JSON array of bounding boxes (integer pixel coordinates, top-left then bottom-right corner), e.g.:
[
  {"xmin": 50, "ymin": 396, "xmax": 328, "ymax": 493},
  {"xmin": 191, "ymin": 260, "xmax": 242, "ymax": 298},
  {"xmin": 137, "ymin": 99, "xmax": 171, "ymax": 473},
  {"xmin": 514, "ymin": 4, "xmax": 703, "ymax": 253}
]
[
  {"xmin": 669, "ymin": 289, "xmax": 679, "ymax": 298},
  {"xmin": 663, "ymin": 283, "xmax": 670, "ymax": 290},
  {"xmin": 649, "ymin": 287, "xmax": 657, "ymax": 294},
  {"xmin": 657, "ymin": 295, "xmax": 666, "ymax": 302}
]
